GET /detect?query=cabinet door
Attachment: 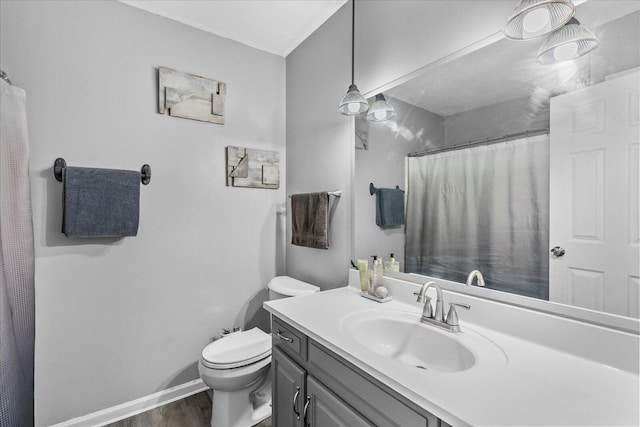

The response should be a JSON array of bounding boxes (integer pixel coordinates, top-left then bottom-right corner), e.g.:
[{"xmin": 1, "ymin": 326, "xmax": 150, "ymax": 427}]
[
  {"xmin": 273, "ymin": 346, "xmax": 306, "ymax": 427},
  {"xmin": 306, "ymin": 376, "xmax": 373, "ymax": 427}
]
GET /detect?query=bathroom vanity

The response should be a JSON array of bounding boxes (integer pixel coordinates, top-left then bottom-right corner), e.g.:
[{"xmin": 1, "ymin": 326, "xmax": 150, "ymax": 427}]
[
  {"xmin": 264, "ymin": 270, "xmax": 640, "ymax": 426},
  {"xmin": 271, "ymin": 316, "xmax": 442, "ymax": 427}
]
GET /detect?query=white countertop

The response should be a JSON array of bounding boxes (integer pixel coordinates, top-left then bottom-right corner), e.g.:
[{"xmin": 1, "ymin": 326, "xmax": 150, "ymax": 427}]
[{"xmin": 264, "ymin": 280, "xmax": 640, "ymax": 427}]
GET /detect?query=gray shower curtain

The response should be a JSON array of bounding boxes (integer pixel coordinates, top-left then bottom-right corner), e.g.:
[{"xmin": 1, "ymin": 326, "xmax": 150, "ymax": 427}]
[
  {"xmin": 405, "ymin": 135, "xmax": 549, "ymax": 299},
  {"xmin": 0, "ymin": 79, "xmax": 35, "ymax": 426}
]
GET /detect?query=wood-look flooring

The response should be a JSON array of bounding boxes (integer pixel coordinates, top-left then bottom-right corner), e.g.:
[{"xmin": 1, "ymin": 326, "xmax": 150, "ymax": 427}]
[{"xmin": 103, "ymin": 391, "xmax": 272, "ymax": 427}]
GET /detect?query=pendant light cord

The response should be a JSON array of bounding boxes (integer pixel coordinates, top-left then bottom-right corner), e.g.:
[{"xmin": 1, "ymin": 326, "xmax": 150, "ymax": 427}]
[{"xmin": 351, "ymin": 0, "xmax": 355, "ymax": 85}]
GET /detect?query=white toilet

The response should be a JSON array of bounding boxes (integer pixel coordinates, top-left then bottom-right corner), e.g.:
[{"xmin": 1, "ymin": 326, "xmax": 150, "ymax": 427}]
[{"xmin": 198, "ymin": 276, "xmax": 319, "ymax": 427}]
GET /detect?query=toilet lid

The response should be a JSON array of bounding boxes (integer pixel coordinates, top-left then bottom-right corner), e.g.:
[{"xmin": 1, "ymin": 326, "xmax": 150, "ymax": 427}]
[
  {"xmin": 201, "ymin": 328, "xmax": 271, "ymax": 369},
  {"xmin": 267, "ymin": 276, "xmax": 320, "ymax": 297}
]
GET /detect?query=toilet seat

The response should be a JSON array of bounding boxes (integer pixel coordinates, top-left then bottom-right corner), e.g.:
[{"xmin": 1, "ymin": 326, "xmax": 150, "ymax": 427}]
[
  {"xmin": 201, "ymin": 327, "xmax": 271, "ymax": 370},
  {"xmin": 201, "ymin": 350, "xmax": 271, "ymax": 370}
]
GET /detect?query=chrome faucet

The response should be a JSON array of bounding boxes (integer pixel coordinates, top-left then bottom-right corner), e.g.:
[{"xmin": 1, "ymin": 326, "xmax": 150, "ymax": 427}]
[
  {"xmin": 413, "ymin": 282, "xmax": 470, "ymax": 332},
  {"xmin": 466, "ymin": 270, "xmax": 485, "ymax": 287},
  {"xmin": 414, "ymin": 282, "xmax": 444, "ymax": 322},
  {"xmin": 414, "ymin": 281, "xmax": 436, "ymax": 321}
]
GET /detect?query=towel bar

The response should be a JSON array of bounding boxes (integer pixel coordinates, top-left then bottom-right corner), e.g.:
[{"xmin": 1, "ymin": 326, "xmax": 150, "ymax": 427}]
[
  {"xmin": 369, "ymin": 183, "xmax": 399, "ymax": 195},
  {"xmin": 53, "ymin": 158, "xmax": 151, "ymax": 185},
  {"xmin": 288, "ymin": 190, "xmax": 341, "ymax": 198}
]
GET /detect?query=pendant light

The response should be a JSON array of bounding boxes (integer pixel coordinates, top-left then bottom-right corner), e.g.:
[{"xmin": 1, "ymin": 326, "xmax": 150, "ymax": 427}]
[
  {"xmin": 338, "ymin": 0, "xmax": 369, "ymax": 115},
  {"xmin": 503, "ymin": 0, "xmax": 575, "ymax": 40},
  {"xmin": 537, "ymin": 17, "xmax": 599, "ymax": 64},
  {"xmin": 366, "ymin": 93, "xmax": 395, "ymax": 122}
]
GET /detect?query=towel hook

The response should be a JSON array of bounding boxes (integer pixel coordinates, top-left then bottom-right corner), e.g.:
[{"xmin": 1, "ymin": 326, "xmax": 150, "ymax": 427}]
[
  {"xmin": 53, "ymin": 157, "xmax": 151, "ymax": 185},
  {"xmin": 140, "ymin": 164, "xmax": 151, "ymax": 185}
]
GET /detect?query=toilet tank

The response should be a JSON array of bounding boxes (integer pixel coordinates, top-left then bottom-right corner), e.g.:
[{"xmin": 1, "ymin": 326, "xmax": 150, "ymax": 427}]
[{"xmin": 267, "ymin": 276, "xmax": 319, "ymax": 300}]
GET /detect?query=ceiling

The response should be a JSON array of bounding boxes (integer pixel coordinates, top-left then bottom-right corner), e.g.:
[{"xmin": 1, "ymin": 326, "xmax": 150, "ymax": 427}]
[{"xmin": 119, "ymin": 0, "xmax": 347, "ymax": 57}]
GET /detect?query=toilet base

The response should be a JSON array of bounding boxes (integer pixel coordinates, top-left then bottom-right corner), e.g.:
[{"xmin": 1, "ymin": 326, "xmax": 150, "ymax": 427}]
[
  {"xmin": 210, "ymin": 388, "xmax": 271, "ymax": 427},
  {"xmin": 209, "ymin": 367, "xmax": 272, "ymax": 427}
]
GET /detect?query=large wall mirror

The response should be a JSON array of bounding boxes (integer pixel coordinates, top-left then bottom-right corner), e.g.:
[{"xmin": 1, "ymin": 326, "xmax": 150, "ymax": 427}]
[{"xmin": 354, "ymin": 1, "xmax": 640, "ymax": 324}]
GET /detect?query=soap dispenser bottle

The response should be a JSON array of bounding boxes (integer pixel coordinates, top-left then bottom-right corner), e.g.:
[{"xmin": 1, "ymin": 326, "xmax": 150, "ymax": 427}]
[
  {"xmin": 388, "ymin": 253, "xmax": 400, "ymax": 272},
  {"xmin": 371, "ymin": 255, "xmax": 383, "ymax": 292}
]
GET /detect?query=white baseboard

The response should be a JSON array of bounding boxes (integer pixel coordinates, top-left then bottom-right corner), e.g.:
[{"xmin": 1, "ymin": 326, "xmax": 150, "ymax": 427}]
[{"xmin": 49, "ymin": 379, "xmax": 208, "ymax": 427}]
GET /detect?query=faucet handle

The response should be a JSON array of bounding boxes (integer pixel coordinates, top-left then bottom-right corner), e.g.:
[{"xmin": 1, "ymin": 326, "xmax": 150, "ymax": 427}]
[
  {"xmin": 413, "ymin": 291, "xmax": 425, "ymax": 303},
  {"xmin": 450, "ymin": 303, "xmax": 470, "ymax": 309},
  {"xmin": 445, "ymin": 303, "xmax": 470, "ymax": 327}
]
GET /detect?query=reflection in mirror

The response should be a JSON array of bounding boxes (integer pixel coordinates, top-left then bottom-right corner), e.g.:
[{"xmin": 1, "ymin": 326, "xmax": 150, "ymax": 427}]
[{"xmin": 354, "ymin": 1, "xmax": 640, "ymax": 318}]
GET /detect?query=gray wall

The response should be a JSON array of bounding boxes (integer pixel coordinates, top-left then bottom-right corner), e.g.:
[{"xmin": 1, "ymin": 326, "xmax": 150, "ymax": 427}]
[
  {"xmin": 354, "ymin": 97, "xmax": 444, "ymax": 269},
  {"xmin": 0, "ymin": 1, "xmax": 285, "ymax": 425},
  {"xmin": 286, "ymin": 1, "xmax": 519, "ymax": 288},
  {"xmin": 444, "ymin": 96, "xmax": 550, "ymax": 147},
  {"xmin": 284, "ymin": 4, "xmax": 354, "ymax": 288}
]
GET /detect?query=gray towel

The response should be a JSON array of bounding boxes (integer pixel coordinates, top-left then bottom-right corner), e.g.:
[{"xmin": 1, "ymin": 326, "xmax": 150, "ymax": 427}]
[
  {"xmin": 291, "ymin": 192, "xmax": 329, "ymax": 249},
  {"xmin": 375, "ymin": 187, "xmax": 405, "ymax": 227},
  {"xmin": 62, "ymin": 166, "xmax": 140, "ymax": 238}
]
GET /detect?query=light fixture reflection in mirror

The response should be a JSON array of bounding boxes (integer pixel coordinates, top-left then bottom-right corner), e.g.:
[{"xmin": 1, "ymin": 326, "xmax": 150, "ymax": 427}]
[
  {"xmin": 367, "ymin": 93, "xmax": 396, "ymax": 122},
  {"xmin": 354, "ymin": 2, "xmax": 640, "ymax": 321},
  {"xmin": 552, "ymin": 42, "xmax": 579, "ymax": 61},
  {"xmin": 522, "ymin": 8, "xmax": 551, "ymax": 34},
  {"xmin": 537, "ymin": 18, "xmax": 599, "ymax": 64},
  {"xmin": 503, "ymin": 0, "xmax": 575, "ymax": 40}
]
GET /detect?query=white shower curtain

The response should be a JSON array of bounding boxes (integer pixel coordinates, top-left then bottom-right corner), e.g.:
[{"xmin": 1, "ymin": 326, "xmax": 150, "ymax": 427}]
[
  {"xmin": 405, "ymin": 135, "xmax": 549, "ymax": 299},
  {"xmin": 0, "ymin": 79, "xmax": 35, "ymax": 427}
]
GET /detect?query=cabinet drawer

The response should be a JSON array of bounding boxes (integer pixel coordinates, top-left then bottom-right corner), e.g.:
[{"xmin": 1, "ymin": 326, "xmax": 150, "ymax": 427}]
[
  {"xmin": 272, "ymin": 317, "xmax": 307, "ymax": 361},
  {"xmin": 308, "ymin": 340, "xmax": 431, "ymax": 427}
]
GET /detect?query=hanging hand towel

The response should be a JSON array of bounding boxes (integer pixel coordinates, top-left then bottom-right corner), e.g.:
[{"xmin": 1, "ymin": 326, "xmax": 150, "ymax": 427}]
[
  {"xmin": 291, "ymin": 192, "xmax": 329, "ymax": 249},
  {"xmin": 375, "ymin": 187, "xmax": 405, "ymax": 227},
  {"xmin": 62, "ymin": 166, "xmax": 140, "ymax": 238}
]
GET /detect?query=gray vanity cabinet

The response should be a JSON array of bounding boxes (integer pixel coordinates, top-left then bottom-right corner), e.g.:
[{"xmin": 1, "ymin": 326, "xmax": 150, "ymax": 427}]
[
  {"xmin": 271, "ymin": 316, "xmax": 441, "ymax": 427},
  {"xmin": 273, "ymin": 345, "xmax": 306, "ymax": 427},
  {"xmin": 273, "ymin": 346, "xmax": 372, "ymax": 427}
]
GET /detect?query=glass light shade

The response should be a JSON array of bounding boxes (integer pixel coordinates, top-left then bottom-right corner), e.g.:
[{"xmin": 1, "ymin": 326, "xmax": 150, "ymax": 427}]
[
  {"xmin": 537, "ymin": 19, "xmax": 599, "ymax": 65},
  {"xmin": 366, "ymin": 94, "xmax": 396, "ymax": 122},
  {"xmin": 503, "ymin": 0, "xmax": 574, "ymax": 40},
  {"xmin": 338, "ymin": 84, "xmax": 369, "ymax": 115}
]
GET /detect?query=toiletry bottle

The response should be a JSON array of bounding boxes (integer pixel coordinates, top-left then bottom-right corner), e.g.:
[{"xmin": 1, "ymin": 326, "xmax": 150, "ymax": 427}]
[
  {"xmin": 388, "ymin": 253, "xmax": 400, "ymax": 272},
  {"xmin": 357, "ymin": 259, "xmax": 369, "ymax": 293},
  {"xmin": 372, "ymin": 255, "xmax": 383, "ymax": 292},
  {"xmin": 369, "ymin": 256, "xmax": 377, "ymax": 293},
  {"xmin": 368, "ymin": 256, "xmax": 377, "ymax": 293},
  {"xmin": 384, "ymin": 253, "xmax": 393, "ymax": 272}
]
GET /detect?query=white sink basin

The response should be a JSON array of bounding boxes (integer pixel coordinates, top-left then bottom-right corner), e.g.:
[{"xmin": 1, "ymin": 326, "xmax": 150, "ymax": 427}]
[{"xmin": 341, "ymin": 310, "xmax": 507, "ymax": 373}]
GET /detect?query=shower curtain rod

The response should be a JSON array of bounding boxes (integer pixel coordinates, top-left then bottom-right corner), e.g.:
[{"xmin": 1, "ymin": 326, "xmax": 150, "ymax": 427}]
[
  {"xmin": 408, "ymin": 128, "xmax": 549, "ymax": 158},
  {"xmin": 288, "ymin": 190, "xmax": 342, "ymax": 198}
]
